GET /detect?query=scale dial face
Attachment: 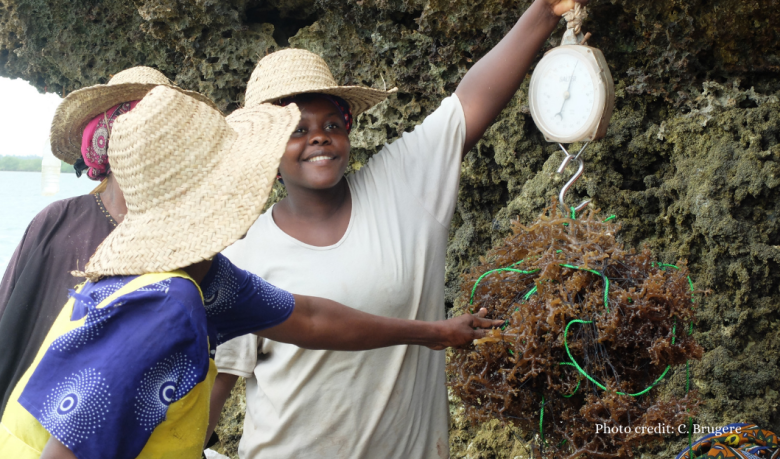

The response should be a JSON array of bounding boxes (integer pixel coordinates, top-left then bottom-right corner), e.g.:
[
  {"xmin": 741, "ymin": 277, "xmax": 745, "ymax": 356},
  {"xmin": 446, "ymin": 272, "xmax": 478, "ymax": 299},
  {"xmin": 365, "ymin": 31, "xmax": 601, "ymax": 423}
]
[{"xmin": 528, "ymin": 46, "xmax": 607, "ymax": 143}]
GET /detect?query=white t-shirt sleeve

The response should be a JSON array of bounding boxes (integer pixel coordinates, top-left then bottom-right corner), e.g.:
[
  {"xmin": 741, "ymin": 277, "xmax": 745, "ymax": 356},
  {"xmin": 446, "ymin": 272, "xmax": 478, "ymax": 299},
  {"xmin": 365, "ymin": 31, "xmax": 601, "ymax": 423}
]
[
  {"xmin": 215, "ymin": 333, "xmax": 258, "ymax": 378},
  {"xmin": 380, "ymin": 94, "xmax": 466, "ymax": 226}
]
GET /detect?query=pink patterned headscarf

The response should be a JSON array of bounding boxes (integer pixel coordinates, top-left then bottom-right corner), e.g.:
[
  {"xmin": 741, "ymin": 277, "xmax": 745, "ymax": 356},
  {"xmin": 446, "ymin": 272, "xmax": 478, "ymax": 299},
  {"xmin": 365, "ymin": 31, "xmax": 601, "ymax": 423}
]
[{"xmin": 79, "ymin": 101, "xmax": 139, "ymax": 180}]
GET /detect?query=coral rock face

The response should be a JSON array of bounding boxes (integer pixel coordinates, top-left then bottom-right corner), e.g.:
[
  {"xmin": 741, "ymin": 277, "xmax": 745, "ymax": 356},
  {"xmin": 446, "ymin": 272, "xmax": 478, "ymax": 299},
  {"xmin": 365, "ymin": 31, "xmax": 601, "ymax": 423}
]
[{"xmin": 2, "ymin": 0, "xmax": 779, "ymax": 457}]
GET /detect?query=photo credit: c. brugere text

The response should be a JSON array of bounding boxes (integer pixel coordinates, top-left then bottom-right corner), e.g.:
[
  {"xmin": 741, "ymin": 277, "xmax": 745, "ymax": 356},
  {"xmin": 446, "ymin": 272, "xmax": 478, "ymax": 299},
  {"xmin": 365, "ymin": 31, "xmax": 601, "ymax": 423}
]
[{"xmin": 595, "ymin": 424, "xmax": 743, "ymax": 436}]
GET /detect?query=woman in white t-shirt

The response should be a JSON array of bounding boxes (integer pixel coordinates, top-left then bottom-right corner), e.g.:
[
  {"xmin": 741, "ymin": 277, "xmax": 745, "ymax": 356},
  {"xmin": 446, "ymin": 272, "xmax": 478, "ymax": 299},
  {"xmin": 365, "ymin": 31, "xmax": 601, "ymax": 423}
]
[{"xmin": 212, "ymin": 1, "xmax": 588, "ymax": 457}]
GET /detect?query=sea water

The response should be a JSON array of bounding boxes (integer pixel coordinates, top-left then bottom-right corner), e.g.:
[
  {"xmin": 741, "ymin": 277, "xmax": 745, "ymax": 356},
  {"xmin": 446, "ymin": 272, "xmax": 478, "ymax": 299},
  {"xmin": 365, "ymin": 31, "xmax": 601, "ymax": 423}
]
[{"xmin": 0, "ymin": 171, "xmax": 96, "ymax": 275}]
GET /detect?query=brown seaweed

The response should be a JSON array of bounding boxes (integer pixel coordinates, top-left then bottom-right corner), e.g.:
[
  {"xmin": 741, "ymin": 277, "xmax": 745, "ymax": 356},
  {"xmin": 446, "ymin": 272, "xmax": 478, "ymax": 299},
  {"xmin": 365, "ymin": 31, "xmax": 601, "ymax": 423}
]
[{"xmin": 448, "ymin": 203, "xmax": 703, "ymax": 458}]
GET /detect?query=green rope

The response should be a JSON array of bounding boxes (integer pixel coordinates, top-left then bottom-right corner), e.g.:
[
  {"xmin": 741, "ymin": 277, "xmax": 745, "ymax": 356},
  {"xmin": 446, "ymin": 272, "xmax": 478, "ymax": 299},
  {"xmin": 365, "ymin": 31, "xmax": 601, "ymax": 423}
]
[
  {"xmin": 540, "ymin": 395, "xmax": 545, "ymax": 443},
  {"xmin": 563, "ymin": 319, "xmax": 676, "ymax": 396},
  {"xmin": 654, "ymin": 263, "xmax": 695, "ymax": 296},
  {"xmin": 559, "ymin": 264, "xmax": 610, "ymax": 313},
  {"xmin": 654, "ymin": 262, "xmax": 698, "ymax": 450},
  {"xmin": 686, "ymin": 360, "xmax": 690, "ymax": 394},
  {"xmin": 469, "ymin": 264, "xmax": 539, "ymax": 306},
  {"xmin": 603, "ymin": 215, "xmax": 617, "ymax": 222},
  {"xmin": 559, "ymin": 362, "xmax": 581, "ymax": 397},
  {"xmin": 563, "ymin": 381, "xmax": 581, "ymax": 398},
  {"xmin": 689, "ymin": 416, "xmax": 694, "ymax": 452}
]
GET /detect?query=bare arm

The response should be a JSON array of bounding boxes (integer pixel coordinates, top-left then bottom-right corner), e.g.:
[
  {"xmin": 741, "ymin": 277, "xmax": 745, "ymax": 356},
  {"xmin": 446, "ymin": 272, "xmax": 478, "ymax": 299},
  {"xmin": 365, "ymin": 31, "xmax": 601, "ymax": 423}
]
[
  {"xmin": 205, "ymin": 372, "xmax": 239, "ymax": 447},
  {"xmin": 259, "ymin": 294, "xmax": 503, "ymax": 351},
  {"xmin": 455, "ymin": 0, "xmax": 587, "ymax": 154},
  {"xmin": 41, "ymin": 437, "xmax": 77, "ymax": 459}
]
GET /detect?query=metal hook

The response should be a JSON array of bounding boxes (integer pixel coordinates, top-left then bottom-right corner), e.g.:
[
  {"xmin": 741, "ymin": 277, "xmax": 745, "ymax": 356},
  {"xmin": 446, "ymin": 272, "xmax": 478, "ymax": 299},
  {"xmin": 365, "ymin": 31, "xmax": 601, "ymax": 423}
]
[{"xmin": 557, "ymin": 142, "xmax": 590, "ymax": 216}]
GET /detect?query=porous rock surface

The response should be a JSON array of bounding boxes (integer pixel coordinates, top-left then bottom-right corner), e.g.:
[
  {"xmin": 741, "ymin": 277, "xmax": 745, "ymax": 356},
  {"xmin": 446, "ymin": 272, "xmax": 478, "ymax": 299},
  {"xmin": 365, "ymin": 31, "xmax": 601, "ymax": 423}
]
[{"xmin": 2, "ymin": 0, "xmax": 779, "ymax": 457}]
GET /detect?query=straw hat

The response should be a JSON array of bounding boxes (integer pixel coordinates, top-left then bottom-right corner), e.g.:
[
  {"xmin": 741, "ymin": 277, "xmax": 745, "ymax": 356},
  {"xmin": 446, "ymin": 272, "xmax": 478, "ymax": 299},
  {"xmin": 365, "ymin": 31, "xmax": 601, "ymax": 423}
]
[
  {"xmin": 245, "ymin": 48, "xmax": 397, "ymax": 115},
  {"xmin": 83, "ymin": 86, "xmax": 300, "ymax": 278},
  {"xmin": 50, "ymin": 66, "xmax": 219, "ymax": 165}
]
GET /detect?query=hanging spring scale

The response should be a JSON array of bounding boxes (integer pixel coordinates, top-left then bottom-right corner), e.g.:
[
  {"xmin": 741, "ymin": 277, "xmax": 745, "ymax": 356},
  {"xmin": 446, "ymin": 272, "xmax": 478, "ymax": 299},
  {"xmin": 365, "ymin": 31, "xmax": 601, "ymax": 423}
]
[
  {"xmin": 526, "ymin": 4, "xmax": 616, "ymax": 218},
  {"xmin": 556, "ymin": 6, "xmax": 593, "ymax": 217}
]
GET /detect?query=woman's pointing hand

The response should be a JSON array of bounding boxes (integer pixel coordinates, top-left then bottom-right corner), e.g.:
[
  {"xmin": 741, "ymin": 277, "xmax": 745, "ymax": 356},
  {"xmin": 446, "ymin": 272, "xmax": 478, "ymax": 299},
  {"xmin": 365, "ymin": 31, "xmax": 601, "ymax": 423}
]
[{"xmin": 427, "ymin": 308, "xmax": 505, "ymax": 350}]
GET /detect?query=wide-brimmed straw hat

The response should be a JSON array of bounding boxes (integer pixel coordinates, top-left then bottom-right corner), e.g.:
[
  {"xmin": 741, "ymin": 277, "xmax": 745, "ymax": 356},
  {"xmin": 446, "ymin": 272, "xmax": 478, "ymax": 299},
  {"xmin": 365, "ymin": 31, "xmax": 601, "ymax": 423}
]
[
  {"xmin": 82, "ymin": 86, "xmax": 300, "ymax": 278},
  {"xmin": 50, "ymin": 66, "xmax": 218, "ymax": 165},
  {"xmin": 245, "ymin": 48, "xmax": 397, "ymax": 115}
]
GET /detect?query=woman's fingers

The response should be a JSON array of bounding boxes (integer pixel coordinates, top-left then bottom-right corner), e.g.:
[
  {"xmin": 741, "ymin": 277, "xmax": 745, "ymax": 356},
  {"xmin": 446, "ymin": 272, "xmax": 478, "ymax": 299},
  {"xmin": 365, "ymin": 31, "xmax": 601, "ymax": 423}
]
[
  {"xmin": 428, "ymin": 309, "xmax": 505, "ymax": 350},
  {"xmin": 471, "ymin": 329, "xmax": 488, "ymax": 340},
  {"xmin": 548, "ymin": 0, "xmax": 589, "ymax": 17},
  {"xmin": 472, "ymin": 308, "xmax": 504, "ymax": 329}
]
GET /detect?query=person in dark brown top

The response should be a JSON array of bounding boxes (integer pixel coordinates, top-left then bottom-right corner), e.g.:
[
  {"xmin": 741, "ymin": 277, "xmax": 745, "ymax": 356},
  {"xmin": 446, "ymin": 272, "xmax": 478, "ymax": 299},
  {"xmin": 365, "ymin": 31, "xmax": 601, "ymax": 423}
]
[
  {"xmin": 0, "ymin": 192, "xmax": 117, "ymax": 412},
  {"xmin": 0, "ymin": 66, "xmax": 215, "ymax": 413}
]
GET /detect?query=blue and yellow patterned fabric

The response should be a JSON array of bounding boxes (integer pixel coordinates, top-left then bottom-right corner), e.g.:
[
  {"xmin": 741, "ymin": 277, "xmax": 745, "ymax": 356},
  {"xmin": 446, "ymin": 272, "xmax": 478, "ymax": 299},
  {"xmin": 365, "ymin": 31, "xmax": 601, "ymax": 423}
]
[{"xmin": 0, "ymin": 254, "xmax": 294, "ymax": 459}]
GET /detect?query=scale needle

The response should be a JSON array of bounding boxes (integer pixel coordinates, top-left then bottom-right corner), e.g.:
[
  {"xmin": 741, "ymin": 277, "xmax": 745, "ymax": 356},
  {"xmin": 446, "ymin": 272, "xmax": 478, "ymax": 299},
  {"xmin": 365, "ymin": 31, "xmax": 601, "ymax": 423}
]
[{"xmin": 554, "ymin": 61, "xmax": 579, "ymax": 121}]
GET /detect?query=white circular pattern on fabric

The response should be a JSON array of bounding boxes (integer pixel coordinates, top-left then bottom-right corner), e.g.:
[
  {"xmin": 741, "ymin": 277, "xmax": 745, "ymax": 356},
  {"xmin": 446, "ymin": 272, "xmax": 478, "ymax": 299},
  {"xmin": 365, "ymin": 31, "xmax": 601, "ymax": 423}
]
[
  {"xmin": 134, "ymin": 353, "xmax": 199, "ymax": 431},
  {"xmin": 88, "ymin": 279, "xmax": 126, "ymax": 304},
  {"xmin": 39, "ymin": 368, "xmax": 110, "ymax": 448},
  {"xmin": 160, "ymin": 382, "xmax": 176, "ymax": 403},
  {"xmin": 58, "ymin": 395, "xmax": 77, "ymax": 413},
  {"xmin": 51, "ymin": 305, "xmax": 114, "ymax": 352},
  {"xmin": 251, "ymin": 273, "xmax": 294, "ymax": 311},
  {"xmin": 203, "ymin": 256, "xmax": 238, "ymax": 317},
  {"xmin": 92, "ymin": 125, "xmax": 109, "ymax": 156}
]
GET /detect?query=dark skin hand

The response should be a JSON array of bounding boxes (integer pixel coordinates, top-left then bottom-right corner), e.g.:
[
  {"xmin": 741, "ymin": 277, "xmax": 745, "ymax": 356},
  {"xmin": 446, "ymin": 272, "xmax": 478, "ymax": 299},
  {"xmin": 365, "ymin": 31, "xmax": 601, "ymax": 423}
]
[{"xmin": 274, "ymin": 0, "xmax": 586, "ymax": 246}]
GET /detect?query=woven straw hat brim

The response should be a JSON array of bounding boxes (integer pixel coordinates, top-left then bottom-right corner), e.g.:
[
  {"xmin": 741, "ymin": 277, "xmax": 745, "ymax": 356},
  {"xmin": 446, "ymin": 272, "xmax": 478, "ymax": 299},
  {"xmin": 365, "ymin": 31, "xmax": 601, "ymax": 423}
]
[
  {"xmin": 245, "ymin": 48, "xmax": 396, "ymax": 116},
  {"xmin": 83, "ymin": 86, "xmax": 299, "ymax": 278},
  {"xmin": 51, "ymin": 83, "xmax": 219, "ymax": 164},
  {"xmin": 259, "ymin": 86, "xmax": 397, "ymax": 117}
]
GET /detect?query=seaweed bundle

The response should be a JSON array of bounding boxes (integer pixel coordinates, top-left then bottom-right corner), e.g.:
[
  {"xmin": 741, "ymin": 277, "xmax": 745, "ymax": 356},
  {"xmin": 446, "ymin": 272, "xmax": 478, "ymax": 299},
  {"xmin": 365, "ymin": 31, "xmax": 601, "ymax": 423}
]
[{"xmin": 448, "ymin": 203, "xmax": 703, "ymax": 458}]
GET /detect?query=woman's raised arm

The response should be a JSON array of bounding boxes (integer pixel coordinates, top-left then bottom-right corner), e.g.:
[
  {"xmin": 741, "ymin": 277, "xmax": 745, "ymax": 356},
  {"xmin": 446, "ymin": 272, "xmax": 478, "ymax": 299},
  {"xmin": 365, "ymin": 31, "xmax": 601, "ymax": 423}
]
[{"xmin": 455, "ymin": 0, "xmax": 587, "ymax": 154}]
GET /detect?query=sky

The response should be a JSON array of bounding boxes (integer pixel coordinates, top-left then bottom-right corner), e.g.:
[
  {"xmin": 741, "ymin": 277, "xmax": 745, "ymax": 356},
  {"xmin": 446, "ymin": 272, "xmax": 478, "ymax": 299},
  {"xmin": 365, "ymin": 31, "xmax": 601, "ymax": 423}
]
[{"xmin": 0, "ymin": 76, "xmax": 62, "ymax": 157}]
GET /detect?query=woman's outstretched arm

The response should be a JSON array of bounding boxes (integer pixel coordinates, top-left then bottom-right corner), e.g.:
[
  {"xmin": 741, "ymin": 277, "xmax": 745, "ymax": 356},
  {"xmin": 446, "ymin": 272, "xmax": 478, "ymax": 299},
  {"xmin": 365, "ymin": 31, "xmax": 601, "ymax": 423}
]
[
  {"xmin": 455, "ymin": 0, "xmax": 588, "ymax": 154},
  {"xmin": 259, "ymin": 295, "xmax": 503, "ymax": 351}
]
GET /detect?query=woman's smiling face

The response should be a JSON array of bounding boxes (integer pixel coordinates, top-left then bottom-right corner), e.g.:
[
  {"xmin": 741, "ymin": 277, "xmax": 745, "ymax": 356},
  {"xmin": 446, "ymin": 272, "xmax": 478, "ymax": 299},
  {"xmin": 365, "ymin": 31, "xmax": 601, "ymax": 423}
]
[{"xmin": 278, "ymin": 95, "xmax": 351, "ymax": 191}]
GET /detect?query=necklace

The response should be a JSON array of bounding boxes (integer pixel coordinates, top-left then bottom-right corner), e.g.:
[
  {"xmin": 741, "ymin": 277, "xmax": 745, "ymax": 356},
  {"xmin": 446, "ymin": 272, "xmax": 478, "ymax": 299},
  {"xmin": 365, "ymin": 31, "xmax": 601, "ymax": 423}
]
[{"xmin": 94, "ymin": 193, "xmax": 118, "ymax": 227}]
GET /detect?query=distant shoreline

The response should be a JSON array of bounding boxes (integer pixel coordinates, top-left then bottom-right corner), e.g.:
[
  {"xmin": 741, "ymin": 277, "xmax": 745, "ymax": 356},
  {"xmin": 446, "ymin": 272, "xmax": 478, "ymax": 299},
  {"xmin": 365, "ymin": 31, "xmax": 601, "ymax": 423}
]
[{"xmin": 0, "ymin": 156, "xmax": 76, "ymax": 173}]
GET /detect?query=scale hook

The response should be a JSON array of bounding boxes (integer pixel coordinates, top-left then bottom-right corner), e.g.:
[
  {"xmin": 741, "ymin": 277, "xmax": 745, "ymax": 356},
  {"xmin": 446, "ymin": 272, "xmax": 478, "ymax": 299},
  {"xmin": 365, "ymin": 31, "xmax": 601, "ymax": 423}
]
[{"xmin": 556, "ymin": 142, "xmax": 590, "ymax": 216}]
